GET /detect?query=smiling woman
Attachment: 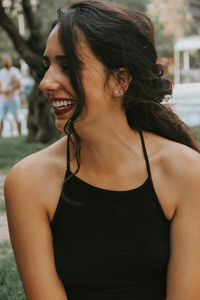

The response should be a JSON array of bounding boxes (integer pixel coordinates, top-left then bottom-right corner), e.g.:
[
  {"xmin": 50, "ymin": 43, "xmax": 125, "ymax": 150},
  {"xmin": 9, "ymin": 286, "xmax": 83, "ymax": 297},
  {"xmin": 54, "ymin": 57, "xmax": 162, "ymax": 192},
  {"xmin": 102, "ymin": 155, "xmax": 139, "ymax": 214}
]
[{"xmin": 4, "ymin": 1, "xmax": 200, "ymax": 300}]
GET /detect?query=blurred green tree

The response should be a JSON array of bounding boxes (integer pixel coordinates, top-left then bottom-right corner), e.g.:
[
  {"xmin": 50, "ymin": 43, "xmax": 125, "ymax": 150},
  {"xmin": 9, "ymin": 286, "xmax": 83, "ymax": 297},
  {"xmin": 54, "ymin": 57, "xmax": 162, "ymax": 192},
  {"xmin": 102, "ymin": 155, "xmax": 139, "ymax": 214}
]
[{"xmin": 0, "ymin": 0, "xmax": 70, "ymax": 142}]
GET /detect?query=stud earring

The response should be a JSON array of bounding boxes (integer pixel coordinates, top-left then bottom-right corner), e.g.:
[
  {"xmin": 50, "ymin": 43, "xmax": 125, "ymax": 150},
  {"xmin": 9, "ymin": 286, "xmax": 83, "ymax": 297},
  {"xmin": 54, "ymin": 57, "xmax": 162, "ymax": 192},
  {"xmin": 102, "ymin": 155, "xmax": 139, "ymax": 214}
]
[{"xmin": 115, "ymin": 90, "xmax": 123, "ymax": 95}]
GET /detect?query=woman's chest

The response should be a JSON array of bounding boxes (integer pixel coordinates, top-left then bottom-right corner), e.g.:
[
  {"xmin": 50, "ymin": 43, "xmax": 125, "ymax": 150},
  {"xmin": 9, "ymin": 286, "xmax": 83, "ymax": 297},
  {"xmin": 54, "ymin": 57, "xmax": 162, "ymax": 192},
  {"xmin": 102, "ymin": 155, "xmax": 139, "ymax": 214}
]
[{"xmin": 50, "ymin": 182, "xmax": 170, "ymax": 283}]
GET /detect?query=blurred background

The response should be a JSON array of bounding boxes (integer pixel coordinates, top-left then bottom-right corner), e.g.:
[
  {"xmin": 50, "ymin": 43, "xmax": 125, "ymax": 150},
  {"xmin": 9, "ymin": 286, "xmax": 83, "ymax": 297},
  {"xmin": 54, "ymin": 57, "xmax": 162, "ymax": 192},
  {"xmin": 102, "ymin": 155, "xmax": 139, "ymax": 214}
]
[{"xmin": 0, "ymin": 0, "xmax": 200, "ymax": 299}]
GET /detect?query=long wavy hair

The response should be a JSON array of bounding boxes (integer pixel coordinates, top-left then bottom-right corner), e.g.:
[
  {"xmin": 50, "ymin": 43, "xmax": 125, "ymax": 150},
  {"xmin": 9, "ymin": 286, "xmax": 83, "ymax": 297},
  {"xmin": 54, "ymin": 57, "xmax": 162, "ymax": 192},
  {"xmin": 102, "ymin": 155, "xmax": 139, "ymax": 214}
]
[{"xmin": 51, "ymin": 0, "xmax": 199, "ymax": 176}]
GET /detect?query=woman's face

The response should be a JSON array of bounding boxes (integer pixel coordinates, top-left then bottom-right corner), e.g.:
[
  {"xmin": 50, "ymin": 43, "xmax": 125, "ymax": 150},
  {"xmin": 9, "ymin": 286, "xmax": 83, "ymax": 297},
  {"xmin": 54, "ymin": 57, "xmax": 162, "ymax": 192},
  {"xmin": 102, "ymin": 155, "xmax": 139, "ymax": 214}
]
[{"xmin": 40, "ymin": 25, "xmax": 119, "ymax": 132}]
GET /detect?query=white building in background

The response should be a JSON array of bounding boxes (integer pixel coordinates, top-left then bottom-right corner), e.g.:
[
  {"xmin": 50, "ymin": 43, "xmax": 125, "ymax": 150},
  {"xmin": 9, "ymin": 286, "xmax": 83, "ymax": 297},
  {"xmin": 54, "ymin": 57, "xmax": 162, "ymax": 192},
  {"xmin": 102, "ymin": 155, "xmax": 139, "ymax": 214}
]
[
  {"xmin": 172, "ymin": 36, "xmax": 200, "ymax": 126},
  {"xmin": 174, "ymin": 36, "xmax": 200, "ymax": 84}
]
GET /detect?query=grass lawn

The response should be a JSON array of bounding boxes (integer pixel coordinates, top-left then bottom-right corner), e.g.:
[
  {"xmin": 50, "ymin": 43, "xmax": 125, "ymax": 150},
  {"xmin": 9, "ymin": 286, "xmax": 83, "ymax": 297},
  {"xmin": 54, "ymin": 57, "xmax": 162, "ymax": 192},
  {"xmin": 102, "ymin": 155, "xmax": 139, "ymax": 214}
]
[
  {"xmin": 0, "ymin": 136, "xmax": 50, "ymax": 300},
  {"xmin": 0, "ymin": 135, "xmax": 50, "ymax": 172},
  {"xmin": 0, "ymin": 241, "xmax": 25, "ymax": 300}
]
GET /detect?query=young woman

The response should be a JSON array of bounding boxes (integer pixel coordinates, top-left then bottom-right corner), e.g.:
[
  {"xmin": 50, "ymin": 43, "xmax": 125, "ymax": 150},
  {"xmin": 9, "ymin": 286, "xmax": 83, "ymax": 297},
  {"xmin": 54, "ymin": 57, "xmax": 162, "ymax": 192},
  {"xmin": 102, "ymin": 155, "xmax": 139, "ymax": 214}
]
[{"xmin": 4, "ymin": 1, "xmax": 200, "ymax": 299}]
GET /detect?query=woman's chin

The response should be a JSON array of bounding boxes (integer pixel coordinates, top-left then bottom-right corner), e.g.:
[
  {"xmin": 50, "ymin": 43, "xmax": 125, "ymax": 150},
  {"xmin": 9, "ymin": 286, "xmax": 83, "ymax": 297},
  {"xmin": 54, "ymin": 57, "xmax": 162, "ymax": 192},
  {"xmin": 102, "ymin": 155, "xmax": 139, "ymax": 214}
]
[{"xmin": 55, "ymin": 120, "xmax": 66, "ymax": 132}]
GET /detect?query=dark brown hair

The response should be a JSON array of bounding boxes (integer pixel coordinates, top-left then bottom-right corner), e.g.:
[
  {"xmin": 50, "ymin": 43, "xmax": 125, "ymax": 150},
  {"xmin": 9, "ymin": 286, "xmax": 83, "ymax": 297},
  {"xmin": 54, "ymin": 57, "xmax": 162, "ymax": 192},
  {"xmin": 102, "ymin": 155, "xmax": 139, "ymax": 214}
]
[{"xmin": 51, "ymin": 0, "xmax": 199, "ymax": 175}]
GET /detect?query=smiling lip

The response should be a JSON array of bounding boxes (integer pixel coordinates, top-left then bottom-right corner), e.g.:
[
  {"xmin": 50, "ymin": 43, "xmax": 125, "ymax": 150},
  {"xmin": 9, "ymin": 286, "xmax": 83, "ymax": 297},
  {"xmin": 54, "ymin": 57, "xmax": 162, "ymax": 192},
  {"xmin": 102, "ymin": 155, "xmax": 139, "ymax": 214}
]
[
  {"xmin": 54, "ymin": 106, "xmax": 73, "ymax": 116},
  {"xmin": 50, "ymin": 97, "xmax": 75, "ymax": 116}
]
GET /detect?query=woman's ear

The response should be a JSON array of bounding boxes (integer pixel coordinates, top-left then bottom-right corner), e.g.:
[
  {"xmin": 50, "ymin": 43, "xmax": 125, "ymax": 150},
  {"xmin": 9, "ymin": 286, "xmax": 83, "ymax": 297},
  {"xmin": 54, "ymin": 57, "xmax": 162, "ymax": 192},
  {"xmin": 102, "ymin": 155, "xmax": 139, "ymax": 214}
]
[{"xmin": 111, "ymin": 68, "xmax": 132, "ymax": 97}]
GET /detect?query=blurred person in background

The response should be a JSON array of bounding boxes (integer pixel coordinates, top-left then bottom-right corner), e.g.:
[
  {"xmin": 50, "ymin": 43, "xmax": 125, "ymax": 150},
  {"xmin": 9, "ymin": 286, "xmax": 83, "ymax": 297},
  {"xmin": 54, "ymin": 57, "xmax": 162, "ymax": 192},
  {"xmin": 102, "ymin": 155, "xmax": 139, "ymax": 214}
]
[
  {"xmin": 0, "ymin": 54, "xmax": 22, "ymax": 136},
  {"xmin": 4, "ymin": 1, "xmax": 200, "ymax": 300}
]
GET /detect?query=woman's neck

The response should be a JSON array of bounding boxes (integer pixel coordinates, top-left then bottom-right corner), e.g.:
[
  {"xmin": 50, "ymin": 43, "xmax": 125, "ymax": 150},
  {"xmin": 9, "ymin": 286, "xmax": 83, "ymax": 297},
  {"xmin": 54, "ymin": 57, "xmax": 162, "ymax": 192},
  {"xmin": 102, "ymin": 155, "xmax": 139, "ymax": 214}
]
[{"xmin": 71, "ymin": 112, "xmax": 140, "ymax": 173}]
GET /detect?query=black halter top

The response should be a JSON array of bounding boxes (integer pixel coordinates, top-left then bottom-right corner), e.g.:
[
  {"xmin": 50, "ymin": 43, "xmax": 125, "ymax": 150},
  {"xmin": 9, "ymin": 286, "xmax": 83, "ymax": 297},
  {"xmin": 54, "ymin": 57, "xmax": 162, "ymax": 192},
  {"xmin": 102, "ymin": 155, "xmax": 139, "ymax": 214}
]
[{"xmin": 50, "ymin": 131, "xmax": 170, "ymax": 300}]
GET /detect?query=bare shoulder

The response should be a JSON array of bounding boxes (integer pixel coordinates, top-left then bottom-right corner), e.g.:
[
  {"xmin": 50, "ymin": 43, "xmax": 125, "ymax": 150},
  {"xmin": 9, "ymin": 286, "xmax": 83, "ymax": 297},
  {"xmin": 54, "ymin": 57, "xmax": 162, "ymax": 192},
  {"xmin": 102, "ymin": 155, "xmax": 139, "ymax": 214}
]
[
  {"xmin": 4, "ymin": 136, "xmax": 69, "ymax": 299},
  {"xmin": 155, "ymin": 135, "xmax": 200, "ymax": 185},
  {"xmin": 4, "ymin": 136, "xmax": 67, "ymax": 217},
  {"xmin": 155, "ymin": 138, "xmax": 200, "ymax": 299},
  {"xmin": 143, "ymin": 132, "xmax": 200, "ymax": 220},
  {"xmin": 145, "ymin": 131, "xmax": 199, "ymax": 174}
]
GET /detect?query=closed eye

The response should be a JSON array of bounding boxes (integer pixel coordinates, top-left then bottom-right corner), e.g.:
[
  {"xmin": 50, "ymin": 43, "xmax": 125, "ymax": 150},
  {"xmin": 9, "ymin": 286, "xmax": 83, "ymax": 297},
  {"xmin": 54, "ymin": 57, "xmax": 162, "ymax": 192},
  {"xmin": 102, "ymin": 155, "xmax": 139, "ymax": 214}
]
[{"xmin": 42, "ymin": 54, "xmax": 69, "ymax": 73}]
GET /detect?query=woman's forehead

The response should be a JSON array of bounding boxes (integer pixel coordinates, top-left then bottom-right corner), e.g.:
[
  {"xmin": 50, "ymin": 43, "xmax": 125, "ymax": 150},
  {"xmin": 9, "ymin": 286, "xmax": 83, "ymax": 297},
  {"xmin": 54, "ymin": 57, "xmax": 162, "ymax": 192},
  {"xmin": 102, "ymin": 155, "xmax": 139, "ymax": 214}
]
[
  {"xmin": 46, "ymin": 26, "xmax": 99, "ymax": 66},
  {"xmin": 44, "ymin": 27, "xmax": 64, "ymax": 56}
]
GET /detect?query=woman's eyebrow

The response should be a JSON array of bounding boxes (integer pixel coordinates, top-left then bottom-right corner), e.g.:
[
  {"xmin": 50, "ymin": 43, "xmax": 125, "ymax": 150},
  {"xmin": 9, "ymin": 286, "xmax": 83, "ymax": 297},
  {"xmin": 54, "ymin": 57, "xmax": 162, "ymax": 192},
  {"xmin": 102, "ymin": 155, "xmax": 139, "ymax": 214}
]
[{"xmin": 41, "ymin": 55, "xmax": 67, "ymax": 63}]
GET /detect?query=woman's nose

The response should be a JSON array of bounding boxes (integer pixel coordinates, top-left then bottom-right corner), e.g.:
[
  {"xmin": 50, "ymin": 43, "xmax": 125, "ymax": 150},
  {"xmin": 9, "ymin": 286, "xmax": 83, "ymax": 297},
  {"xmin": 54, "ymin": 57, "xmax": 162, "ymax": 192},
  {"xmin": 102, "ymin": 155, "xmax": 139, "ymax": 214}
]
[{"xmin": 39, "ymin": 68, "xmax": 60, "ymax": 92}]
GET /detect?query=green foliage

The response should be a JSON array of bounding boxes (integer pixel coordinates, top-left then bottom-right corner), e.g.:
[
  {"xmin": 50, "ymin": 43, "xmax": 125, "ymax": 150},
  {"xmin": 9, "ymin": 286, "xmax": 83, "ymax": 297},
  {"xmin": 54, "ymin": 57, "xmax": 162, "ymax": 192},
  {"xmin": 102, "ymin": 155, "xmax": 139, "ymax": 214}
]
[
  {"xmin": 153, "ymin": 19, "xmax": 174, "ymax": 58},
  {"xmin": 31, "ymin": 0, "xmax": 72, "ymax": 40},
  {"xmin": 0, "ymin": 200, "xmax": 5, "ymax": 213},
  {"xmin": 0, "ymin": 0, "xmax": 72, "ymax": 61},
  {"xmin": 0, "ymin": 184, "xmax": 6, "ymax": 213},
  {"xmin": 0, "ymin": 28, "xmax": 20, "ymax": 68},
  {"xmin": 0, "ymin": 8, "xmax": 21, "ymax": 65},
  {"xmin": 108, "ymin": 0, "xmax": 149, "ymax": 11},
  {"xmin": 0, "ymin": 242, "xmax": 25, "ymax": 300},
  {"xmin": 35, "ymin": 0, "xmax": 149, "ymax": 41},
  {"xmin": 190, "ymin": 49, "xmax": 200, "ymax": 68},
  {"xmin": 0, "ymin": 136, "xmax": 49, "ymax": 171},
  {"xmin": 191, "ymin": 125, "xmax": 200, "ymax": 143}
]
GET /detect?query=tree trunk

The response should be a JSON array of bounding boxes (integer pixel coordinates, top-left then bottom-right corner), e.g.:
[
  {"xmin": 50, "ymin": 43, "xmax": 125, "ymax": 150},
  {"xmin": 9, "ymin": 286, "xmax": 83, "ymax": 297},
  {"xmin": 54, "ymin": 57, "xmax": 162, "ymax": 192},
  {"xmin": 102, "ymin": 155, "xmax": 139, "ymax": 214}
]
[{"xmin": 26, "ymin": 80, "xmax": 60, "ymax": 143}]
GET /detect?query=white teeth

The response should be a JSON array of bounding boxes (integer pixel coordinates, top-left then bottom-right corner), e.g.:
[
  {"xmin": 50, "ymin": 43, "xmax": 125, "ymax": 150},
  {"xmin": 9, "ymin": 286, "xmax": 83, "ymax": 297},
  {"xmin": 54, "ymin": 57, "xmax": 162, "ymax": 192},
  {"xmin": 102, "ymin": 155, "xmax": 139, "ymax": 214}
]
[{"xmin": 52, "ymin": 100, "xmax": 75, "ymax": 109}]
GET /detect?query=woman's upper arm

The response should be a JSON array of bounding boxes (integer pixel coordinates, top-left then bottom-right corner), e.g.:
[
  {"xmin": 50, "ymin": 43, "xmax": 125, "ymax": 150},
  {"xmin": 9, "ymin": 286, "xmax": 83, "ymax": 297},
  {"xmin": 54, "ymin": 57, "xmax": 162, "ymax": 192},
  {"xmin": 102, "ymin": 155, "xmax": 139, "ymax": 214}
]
[
  {"xmin": 166, "ymin": 154, "xmax": 200, "ymax": 300},
  {"xmin": 4, "ymin": 162, "xmax": 68, "ymax": 300}
]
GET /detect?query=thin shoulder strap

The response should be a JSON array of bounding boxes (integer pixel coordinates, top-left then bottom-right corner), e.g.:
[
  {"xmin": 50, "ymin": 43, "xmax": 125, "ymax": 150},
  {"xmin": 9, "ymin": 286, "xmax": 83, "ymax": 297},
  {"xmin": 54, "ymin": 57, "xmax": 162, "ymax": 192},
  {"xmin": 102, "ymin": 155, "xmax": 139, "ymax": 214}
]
[
  {"xmin": 138, "ymin": 130, "xmax": 151, "ymax": 178},
  {"xmin": 66, "ymin": 134, "xmax": 71, "ymax": 173}
]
